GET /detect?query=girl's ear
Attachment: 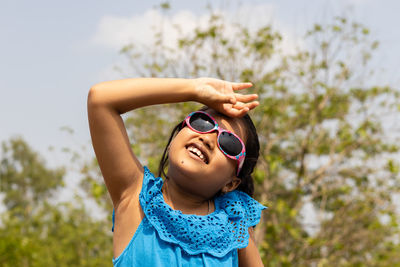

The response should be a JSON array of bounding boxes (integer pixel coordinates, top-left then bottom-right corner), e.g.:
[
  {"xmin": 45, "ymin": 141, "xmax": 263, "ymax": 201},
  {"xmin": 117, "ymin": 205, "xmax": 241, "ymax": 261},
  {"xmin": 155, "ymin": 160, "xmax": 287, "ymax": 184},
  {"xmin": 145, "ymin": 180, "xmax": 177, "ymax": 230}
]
[{"xmin": 221, "ymin": 177, "xmax": 241, "ymax": 193}]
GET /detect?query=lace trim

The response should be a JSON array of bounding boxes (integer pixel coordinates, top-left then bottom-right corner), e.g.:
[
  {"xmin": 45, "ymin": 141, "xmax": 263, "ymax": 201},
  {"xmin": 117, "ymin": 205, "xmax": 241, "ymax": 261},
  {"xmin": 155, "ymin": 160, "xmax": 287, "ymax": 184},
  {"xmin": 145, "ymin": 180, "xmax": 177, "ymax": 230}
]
[{"xmin": 139, "ymin": 167, "xmax": 267, "ymax": 257}]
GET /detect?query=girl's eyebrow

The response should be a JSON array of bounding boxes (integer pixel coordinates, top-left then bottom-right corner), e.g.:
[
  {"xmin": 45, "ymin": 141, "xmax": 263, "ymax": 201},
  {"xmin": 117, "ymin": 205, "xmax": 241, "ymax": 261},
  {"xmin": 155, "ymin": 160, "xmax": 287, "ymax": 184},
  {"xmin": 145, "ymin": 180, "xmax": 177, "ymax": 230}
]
[
  {"xmin": 218, "ymin": 118, "xmax": 247, "ymax": 141},
  {"xmin": 214, "ymin": 118, "xmax": 229, "ymax": 130},
  {"xmin": 211, "ymin": 113, "xmax": 240, "ymax": 134},
  {"xmin": 217, "ymin": 120, "xmax": 238, "ymax": 134}
]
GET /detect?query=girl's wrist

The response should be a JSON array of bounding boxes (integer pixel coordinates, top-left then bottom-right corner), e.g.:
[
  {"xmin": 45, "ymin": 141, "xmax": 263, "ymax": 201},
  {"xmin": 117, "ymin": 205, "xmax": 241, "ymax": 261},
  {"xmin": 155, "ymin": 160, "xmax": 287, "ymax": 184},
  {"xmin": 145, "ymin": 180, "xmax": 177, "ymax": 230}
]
[{"xmin": 187, "ymin": 78, "xmax": 201, "ymax": 103}]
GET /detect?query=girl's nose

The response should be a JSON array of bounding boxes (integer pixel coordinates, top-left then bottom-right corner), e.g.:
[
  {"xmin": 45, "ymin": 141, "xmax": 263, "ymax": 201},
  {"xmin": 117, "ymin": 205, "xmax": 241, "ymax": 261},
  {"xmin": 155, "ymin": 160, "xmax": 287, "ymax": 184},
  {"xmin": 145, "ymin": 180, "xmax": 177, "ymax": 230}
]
[{"xmin": 198, "ymin": 133, "xmax": 216, "ymax": 150}]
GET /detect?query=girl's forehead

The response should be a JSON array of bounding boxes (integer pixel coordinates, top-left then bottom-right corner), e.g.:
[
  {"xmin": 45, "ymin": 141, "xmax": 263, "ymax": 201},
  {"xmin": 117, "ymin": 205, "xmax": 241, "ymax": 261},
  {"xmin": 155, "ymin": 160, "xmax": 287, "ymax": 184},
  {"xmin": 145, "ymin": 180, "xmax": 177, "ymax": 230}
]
[{"xmin": 205, "ymin": 110, "xmax": 247, "ymax": 141}]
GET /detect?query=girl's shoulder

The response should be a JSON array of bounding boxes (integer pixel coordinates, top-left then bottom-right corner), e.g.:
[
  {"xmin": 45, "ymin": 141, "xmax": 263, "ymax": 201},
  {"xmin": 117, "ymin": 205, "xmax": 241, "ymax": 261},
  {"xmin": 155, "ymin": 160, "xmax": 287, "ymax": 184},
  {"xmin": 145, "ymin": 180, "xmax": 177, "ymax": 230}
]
[{"xmin": 139, "ymin": 166, "xmax": 267, "ymax": 257}]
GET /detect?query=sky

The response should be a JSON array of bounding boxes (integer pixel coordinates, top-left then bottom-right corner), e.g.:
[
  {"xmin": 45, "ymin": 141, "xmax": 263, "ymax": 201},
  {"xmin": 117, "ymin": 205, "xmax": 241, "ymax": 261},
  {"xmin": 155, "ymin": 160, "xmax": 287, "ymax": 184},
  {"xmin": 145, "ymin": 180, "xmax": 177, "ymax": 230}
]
[{"xmin": 1, "ymin": 0, "xmax": 399, "ymax": 202}]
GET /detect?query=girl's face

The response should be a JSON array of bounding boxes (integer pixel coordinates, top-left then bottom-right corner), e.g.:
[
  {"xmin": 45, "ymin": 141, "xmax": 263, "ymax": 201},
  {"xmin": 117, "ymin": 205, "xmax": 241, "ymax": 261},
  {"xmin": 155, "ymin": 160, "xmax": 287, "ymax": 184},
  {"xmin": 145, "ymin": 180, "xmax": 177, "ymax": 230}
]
[{"xmin": 167, "ymin": 109, "xmax": 246, "ymax": 199}]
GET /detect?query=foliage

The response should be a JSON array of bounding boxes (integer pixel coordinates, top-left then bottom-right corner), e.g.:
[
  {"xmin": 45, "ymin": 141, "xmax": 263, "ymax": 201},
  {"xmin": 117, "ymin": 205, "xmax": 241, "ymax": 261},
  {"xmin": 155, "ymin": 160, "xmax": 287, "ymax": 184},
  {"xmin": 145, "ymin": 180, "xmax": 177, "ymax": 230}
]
[
  {"xmin": 112, "ymin": 9, "xmax": 400, "ymax": 266},
  {"xmin": 0, "ymin": 137, "xmax": 112, "ymax": 266},
  {"xmin": 1, "ymin": 4, "xmax": 400, "ymax": 266}
]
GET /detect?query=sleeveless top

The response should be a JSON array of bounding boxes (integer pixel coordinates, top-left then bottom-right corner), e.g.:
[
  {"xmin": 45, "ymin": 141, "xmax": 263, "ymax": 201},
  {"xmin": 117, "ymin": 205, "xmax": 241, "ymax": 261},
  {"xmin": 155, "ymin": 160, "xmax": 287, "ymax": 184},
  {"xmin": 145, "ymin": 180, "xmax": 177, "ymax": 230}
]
[{"xmin": 112, "ymin": 166, "xmax": 267, "ymax": 267}]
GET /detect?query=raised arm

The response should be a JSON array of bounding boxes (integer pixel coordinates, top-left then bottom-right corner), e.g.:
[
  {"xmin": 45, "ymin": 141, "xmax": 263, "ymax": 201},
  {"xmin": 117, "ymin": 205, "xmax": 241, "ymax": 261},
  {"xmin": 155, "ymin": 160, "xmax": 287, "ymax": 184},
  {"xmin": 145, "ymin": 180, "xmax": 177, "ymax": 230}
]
[
  {"xmin": 88, "ymin": 78, "xmax": 195, "ymax": 207},
  {"xmin": 87, "ymin": 78, "xmax": 258, "ymax": 207}
]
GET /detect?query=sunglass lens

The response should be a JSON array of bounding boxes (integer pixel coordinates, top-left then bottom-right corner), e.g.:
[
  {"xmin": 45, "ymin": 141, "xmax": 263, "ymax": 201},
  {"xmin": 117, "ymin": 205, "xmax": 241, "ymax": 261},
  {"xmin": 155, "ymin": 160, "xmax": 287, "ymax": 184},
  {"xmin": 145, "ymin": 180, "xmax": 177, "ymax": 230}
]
[
  {"xmin": 189, "ymin": 113, "xmax": 215, "ymax": 132},
  {"xmin": 219, "ymin": 132, "xmax": 242, "ymax": 156}
]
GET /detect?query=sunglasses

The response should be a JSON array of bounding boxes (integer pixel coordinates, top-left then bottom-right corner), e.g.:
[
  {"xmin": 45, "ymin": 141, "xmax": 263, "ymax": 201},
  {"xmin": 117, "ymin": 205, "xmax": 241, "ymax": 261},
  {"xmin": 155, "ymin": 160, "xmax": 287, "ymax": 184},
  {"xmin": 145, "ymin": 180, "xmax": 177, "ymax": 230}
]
[{"xmin": 182, "ymin": 111, "xmax": 246, "ymax": 176}]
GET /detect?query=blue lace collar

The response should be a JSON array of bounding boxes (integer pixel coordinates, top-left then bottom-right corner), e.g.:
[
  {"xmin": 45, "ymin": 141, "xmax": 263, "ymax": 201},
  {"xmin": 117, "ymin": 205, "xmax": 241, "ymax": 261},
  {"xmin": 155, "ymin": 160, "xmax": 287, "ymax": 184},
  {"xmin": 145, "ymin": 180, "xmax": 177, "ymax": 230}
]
[{"xmin": 139, "ymin": 167, "xmax": 267, "ymax": 257}]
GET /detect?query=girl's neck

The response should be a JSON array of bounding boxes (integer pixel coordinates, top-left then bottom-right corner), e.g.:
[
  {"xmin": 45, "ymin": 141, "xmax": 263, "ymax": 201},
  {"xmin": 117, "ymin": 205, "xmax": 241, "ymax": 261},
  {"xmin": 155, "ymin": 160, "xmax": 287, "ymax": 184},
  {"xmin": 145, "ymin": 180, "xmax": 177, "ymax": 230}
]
[{"xmin": 162, "ymin": 179, "xmax": 213, "ymax": 216}]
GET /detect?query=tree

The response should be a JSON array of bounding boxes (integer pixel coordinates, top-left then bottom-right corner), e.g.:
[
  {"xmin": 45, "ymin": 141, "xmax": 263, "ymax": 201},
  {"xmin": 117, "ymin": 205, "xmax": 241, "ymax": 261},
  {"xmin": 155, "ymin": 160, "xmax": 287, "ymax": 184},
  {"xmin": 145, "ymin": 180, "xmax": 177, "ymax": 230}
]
[
  {"xmin": 107, "ymin": 8, "xmax": 399, "ymax": 266},
  {"xmin": 0, "ymin": 136, "xmax": 112, "ymax": 266}
]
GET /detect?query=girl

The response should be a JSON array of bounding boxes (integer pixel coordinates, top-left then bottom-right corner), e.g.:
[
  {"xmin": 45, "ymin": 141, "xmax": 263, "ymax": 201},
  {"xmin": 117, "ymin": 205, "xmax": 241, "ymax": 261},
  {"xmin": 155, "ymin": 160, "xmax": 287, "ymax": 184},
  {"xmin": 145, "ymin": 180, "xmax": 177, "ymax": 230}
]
[{"xmin": 87, "ymin": 77, "xmax": 266, "ymax": 266}]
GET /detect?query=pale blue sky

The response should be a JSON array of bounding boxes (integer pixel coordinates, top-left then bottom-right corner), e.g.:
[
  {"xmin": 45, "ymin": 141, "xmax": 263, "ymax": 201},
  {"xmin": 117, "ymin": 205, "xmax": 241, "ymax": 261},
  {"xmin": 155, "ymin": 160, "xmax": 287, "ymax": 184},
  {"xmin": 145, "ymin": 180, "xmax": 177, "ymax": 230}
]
[{"xmin": 1, "ymin": 0, "xmax": 399, "ymax": 171}]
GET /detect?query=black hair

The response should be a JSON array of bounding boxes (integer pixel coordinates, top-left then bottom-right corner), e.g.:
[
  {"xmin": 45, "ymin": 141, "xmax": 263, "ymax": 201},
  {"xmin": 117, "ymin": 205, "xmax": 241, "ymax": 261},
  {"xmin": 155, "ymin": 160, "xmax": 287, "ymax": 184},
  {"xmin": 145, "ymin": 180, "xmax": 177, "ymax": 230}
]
[{"xmin": 157, "ymin": 106, "xmax": 260, "ymax": 197}]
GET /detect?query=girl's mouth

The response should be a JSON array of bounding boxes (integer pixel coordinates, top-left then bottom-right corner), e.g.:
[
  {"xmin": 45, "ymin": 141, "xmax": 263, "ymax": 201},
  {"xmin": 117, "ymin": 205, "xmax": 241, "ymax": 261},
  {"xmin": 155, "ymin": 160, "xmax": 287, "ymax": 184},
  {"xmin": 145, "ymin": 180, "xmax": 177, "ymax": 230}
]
[{"xmin": 186, "ymin": 145, "xmax": 209, "ymax": 164}]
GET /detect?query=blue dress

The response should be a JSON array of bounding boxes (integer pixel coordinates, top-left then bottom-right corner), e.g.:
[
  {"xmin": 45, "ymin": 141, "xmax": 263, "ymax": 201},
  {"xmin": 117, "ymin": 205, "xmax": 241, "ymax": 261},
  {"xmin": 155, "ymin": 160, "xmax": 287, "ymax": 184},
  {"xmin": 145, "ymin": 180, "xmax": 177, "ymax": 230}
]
[{"xmin": 112, "ymin": 166, "xmax": 267, "ymax": 267}]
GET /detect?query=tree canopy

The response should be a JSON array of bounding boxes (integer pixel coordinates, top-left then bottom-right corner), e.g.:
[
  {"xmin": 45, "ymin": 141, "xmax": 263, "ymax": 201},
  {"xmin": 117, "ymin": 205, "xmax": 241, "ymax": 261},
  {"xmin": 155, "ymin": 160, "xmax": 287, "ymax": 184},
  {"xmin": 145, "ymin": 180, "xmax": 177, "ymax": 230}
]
[
  {"xmin": 1, "ymin": 4, "xmax": 399, "ymax": 266},
  {"xmin": 0, "ymin": 137, "xmax": 112, "ymax": 266},
  {"xmin": 115, "ymin": 8, "xmax": 400, "ymax": 266}
]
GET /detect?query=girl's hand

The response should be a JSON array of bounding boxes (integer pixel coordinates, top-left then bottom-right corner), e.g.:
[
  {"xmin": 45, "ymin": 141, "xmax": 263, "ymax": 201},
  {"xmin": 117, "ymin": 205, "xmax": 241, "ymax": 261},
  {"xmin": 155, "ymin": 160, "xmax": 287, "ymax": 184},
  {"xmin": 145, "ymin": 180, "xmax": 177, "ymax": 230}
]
[{"xmin": 192, "ymin": 77, "xmax": 259, "ymax": 117}]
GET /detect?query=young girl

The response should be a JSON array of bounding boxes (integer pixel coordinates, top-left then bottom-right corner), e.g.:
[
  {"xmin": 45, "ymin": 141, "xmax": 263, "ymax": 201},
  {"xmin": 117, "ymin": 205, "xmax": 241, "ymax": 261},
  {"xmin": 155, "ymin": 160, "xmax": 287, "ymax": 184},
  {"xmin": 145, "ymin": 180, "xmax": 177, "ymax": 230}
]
[{"xmin": 87, "ymin": 77, "xmax": 266, "ymax": 266}]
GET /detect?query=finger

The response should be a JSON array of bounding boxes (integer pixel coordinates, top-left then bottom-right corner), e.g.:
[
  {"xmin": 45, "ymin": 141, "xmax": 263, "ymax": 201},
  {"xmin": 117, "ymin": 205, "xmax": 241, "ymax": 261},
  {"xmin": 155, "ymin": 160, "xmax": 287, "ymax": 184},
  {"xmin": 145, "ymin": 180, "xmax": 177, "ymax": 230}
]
[
  {"xmin": 232, "ymin": 101, "xmax": 259, "ymax": 110},
  {"xmin": 214, "ymin": 91, "xmax": 237, "ymax": 104},
  {"xmin": 244, "ymin": 101, "xmax": 259, "ymax": 111},
  {"xmin": 223, "ymin": 104, "xmax": 250, "ymax": 117},
  {"xmin": 235, "ymin": 107, "xmax": 250, "ymax": 117},
  {"xmin": 232, "ymin": 101, "xmax": 246, "ymax": 109},
  {"xmin": 234, "ymin": 93, "xmax": 258, "ymax": 103},
  {"xmin": 228, "ymin": 101, "xmax": 259, "ymax": 115},
  {"xmin": 231, "ymin": 82, "xmax": 253, "ymax": 91}
]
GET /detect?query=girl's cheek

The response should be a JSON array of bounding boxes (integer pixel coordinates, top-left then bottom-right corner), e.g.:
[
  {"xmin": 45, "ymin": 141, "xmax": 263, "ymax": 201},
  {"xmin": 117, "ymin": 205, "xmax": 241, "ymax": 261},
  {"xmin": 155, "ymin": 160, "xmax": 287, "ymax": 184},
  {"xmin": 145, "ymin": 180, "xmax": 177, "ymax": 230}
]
[{"xmin": 214, "ymin": 153, "xmax": 236, "ymax": 173}]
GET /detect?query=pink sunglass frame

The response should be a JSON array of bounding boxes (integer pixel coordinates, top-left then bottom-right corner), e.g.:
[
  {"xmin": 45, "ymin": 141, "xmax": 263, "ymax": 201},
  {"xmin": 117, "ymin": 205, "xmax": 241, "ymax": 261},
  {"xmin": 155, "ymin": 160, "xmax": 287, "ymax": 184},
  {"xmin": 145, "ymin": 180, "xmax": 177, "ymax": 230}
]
[{"xmin": 182, "ymin": 111, "xmax": 246, "ymax": 176}]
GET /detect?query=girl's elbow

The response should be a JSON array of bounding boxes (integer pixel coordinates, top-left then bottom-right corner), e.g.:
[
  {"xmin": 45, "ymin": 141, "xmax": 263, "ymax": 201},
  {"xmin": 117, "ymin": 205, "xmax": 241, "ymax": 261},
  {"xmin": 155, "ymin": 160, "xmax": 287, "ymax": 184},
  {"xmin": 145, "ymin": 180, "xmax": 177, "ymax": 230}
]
[{"xmin": 87, "ymin": 85, "xmax": 105, "ymax": 107}]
